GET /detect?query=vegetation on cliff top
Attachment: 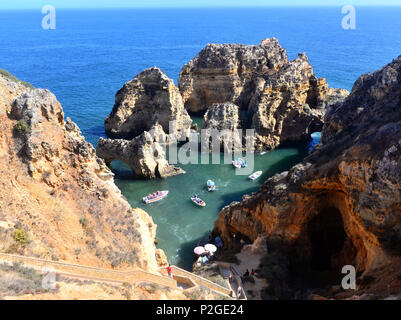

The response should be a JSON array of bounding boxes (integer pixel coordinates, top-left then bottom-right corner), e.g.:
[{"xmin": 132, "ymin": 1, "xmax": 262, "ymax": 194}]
[{"xmin": 0, "ymin": 68, "xmax": 35, "ymax": 89}]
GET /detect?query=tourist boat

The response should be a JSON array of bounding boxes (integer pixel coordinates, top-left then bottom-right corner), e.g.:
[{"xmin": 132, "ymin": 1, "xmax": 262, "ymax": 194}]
[
  {"xmin": 191, "ymin": 196, "xmax": 206, "ymax": 207},
  {"xmin": 259, "ymin": 151, "xmax": 268, "ymax": 156},
  {"xmin": 142, "ymin": 190, "xmax": 169, "ymax": 204},
  {"xmin": 249, "ymin": 171, "xmax": 262, "ymax": 181},
  {"xmin": 207, "ymin": 180, "xmax": 216, "ymax": 192},
  {"xmin": 232, "ymin": 160, "xmax": 242, "ymax": 168},
  {"xmin": 238, "ymin": 158, "xmax": 248, "ymax": 168}
]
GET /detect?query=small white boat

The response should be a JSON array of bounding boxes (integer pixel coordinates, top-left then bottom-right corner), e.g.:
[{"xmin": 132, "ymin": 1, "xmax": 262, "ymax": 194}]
[
  {"xmin": 143, "ymin": 190, "xmax": 169, "ymax": 204},
  {"xmin": 249, "ymin": 171, "xmax": 262, "ymax": 181},
  {"xmin": 207, "ymin": 180, "xmax": 216, "ymax": 192},
  {"xmin": 191, "ymin": 196, "xmax": 206, "ymax": 207},
  {"xmin": 259, "ymin": 151, "xmax": 267, "ymax": 156}
]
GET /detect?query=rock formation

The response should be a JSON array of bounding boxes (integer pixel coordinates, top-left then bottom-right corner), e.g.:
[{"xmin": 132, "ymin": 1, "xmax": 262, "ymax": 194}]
[
  {"xmin": 179, "ymin": 38, "xmax": 348, "ymax": 150},
  {"xmin": 179, "ymin": 38, "xmax": 289, "ymax": 113},
  {"xmin": 214, "ymin": 55, "xmax": 401, "ymax": 297},
  {"xmin": 0, "ymin": 72, "xmax": 166, "ymax": 275},
  {"xmin": 97, "ymin": 125, "xmax": 184, "ymax": 179},
  {"xmin": 201, "ymin": 102, "xmax": 242, "ymax": 152},
  {"xmin": 249, "ymin": 53, "xmax": 349, "ymax": 150},
  {"xmin": 105, "ymin": 67, "xmax": 192, "ymax": 140}
]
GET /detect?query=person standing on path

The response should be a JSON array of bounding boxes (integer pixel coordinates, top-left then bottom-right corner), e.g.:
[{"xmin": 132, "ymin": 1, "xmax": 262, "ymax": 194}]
[{"xmin": 166, "ymin": 265, "xmax": 173, "ymax": 278}]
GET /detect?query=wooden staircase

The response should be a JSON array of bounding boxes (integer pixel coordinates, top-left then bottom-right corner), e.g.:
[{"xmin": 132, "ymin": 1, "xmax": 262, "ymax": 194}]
[{"xmin": 0, "ymin": 252, "xmax": 233, "ymax": 299}]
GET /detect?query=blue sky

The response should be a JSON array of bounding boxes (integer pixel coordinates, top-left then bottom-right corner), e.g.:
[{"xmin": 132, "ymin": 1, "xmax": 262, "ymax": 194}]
[{"xmin": 1, "ymin": 0, "xmax": 400, "ymax": 10}]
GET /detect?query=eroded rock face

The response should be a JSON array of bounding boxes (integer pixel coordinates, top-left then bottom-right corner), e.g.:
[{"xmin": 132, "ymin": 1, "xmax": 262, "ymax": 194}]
[
  {"xmin": 0, "ymin": 78, "xmax": 164, "ymax": 273},
  {"xmin": 214, "ymin": 55, "xmax": 401, "ymax": 295},
  {"xmin": 179, "ymin": 38, "xmax": 288, "ymax": 113},
  {"xmin": 202, "ymin": 102, "xmax": 241, "ymax": 131},
  {"xmin": 97, "ymin": 125, "xmax": 184, "ymax": 179},
  {"xmin": 250, "ymin": 53, "xmax": 349, "ymax": 149},
  {"xmin": 105, "ymin": 67, "xmax": 192, "ymax": 140},
  {"xmin": 179, "ymin": 39, "xmax": 348, "ymax": 150},
  {"xmin": 201, "ymin": 102, "xmax": 242, "ymax": 152}
]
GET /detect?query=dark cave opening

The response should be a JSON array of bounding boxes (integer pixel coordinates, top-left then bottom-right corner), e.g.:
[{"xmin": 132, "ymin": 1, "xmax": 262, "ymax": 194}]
[
  {"xmin": 308, "ymin": 207, "xmax": 347, "ymax": 271},
  {"xmin": 289, "ymin": 206, "xmax": 350, "ymax": 291}
]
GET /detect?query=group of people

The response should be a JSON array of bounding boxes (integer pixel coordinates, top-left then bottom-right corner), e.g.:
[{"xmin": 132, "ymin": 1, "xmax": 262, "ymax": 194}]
[
  {"xmin": 147, "ymin": 191, "xmax": 162, "ymax": 199},
  {"xmin": 243, "ymin": 269, "xmax": 256, "ymax": 278}
]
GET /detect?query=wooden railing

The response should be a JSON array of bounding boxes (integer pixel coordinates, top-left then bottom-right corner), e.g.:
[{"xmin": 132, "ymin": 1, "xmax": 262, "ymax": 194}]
[
  {"xmin": 215, "ymin": 261, "xmax": 247, "ymax": 300},
  {"xmin": 160, "ymin": 265, "xmax": 233, "ymax": 297},
  {"xmin": 0, "ymin": 253, "xmax": 236, "ymax": 299},
  {"xmin": 0, "ymin": 252, "xmax": 177, "ymax": 289}
]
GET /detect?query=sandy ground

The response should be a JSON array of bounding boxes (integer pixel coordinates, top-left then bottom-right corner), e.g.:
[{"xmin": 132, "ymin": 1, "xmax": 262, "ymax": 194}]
[{"xmin": 234, "ymin": 238, "xmax": 268, "ymax": 300}]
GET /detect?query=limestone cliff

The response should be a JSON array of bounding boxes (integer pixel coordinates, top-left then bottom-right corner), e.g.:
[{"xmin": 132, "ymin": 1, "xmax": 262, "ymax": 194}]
[
  {"xmin": 0, "ymin": 71, "xmax": 166, "ymax": 275},
  {"xmin": 105, "ymin": 67, "xmax": 192, "ymax": 140},
  {"xmin": 201, "ymin": 102, "xmax": 242, "ymax": 152},
  {"xmin": 179, "ymin": 38, "xmax": 348, "ymax": 151},
  {"xmin": 249, "ymin": 53, "xmax": 349, "ymax": 150},
  {"xmin": 97, "ymin": 124, "xmax": 184, "ymax": 179},
  {"xmin": 214, "ymin": 55, "xmax": 401, "ymax": 297},
  {"xmin": 179, "ymin": 38, "xmax": 289, "ymax": 113}
]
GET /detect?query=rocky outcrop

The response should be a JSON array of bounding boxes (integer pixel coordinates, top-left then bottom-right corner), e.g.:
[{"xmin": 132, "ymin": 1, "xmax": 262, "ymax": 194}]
[
  {"xmin": 179, "ymin": 39, "xmax": 348, "ymax": 151},
  {"xmin": 97, "ymin": 125, "xmax": 184, "ymax": 179},
  {"xmin": 214, "ymin": 55, "xmax": 401, "ymax": 296},
  {"xmin": 0, "ymin": 73, "xmax": 166, "ymax": 275},
  {"xmin": 105, "ymin": 67, "xmax": 192, "ymax": 140},
  {"xmin": 179, "ymin": 38, "xmax": 289, "ymax": 113},
  {"xmin": 100, "ymin": 68, "xmax": 189, "ymax": 179},
  {"xmin": 201, "ymin": 102, "xmax": 242, "ymax": 152},
  {"xmin": 249, "ymin": 53, "xmax": 349, "ymax": 150}
]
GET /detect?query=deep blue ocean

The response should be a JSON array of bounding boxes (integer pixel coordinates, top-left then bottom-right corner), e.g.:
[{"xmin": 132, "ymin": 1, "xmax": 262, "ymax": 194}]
[
  {"xmin": 1, "ymin": 7, "xmax": 400, "ymax": 269},
  {"xmin": 1, "ymin": 7, "xmax": 401, "ymax": 145}
]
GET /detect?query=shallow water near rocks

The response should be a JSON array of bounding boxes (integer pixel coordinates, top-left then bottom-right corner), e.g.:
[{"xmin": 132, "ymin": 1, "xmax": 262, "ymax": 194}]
[
  {"xmin": 113, "ymin": 135, "xmax": 311, "ymax": 270},
  {"xmin": 2, "ymin": 7, "xmax": 400, "ymax": 270}
]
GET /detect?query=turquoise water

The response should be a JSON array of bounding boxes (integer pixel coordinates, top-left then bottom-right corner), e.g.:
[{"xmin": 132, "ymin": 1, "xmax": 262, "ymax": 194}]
[
  {"xmin": 114, "ymin": 144, "xmax": 308, "ymax": 270},
  {"xmin": 111, "ymin": 114, "xmax": 313, "ymax": 269},
  {"xmin": 1, "ymin": 7, "xmax": 400, "ymax": 269}
]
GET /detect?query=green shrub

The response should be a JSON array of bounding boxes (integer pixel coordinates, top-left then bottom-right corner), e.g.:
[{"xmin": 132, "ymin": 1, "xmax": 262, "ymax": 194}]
[
  {"xmin": 207, "ymin": 275, "xmax": 230, "ymax": 288},
  {"xmin": 184, "ymin": 290, "xmax": 201, "ymax": 300},
  {"xmin": 79, "ymin": 217, "xmax": 89, "ymax": 228},
  {"xmin": 12, "ymin": 229, "xmax": 29, "ymax": 246},
  {"xmin": 14, "ymin": 120, "xmax": 30, "ymax": 133}
]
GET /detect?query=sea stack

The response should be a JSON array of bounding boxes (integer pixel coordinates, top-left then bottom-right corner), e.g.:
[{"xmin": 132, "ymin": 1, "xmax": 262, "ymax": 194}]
[
  {"xmin": 105, "ymin": 67, "xmax": 192, "ymax": 141},
  {"xmin": 97, "ymin": 125, "xmax": 185, "ymax": 179},
  {"xmin": 179, "ymin": 38, "xmax": 348, "ymax": 150},
  {"xmin": 99, "ymin": 67, "xmax": 192, "ymax": 179},
  {"xmin": 179, "ymin": 38, "xmax": 289, "ymax": 113}
]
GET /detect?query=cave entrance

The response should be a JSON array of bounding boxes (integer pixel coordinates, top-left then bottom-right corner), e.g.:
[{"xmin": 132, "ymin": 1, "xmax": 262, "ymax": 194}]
[
  {"xmin": 308, "ymin": 207, "xmax": 346, "ymax": 271},
  {"xmin": 288, "ymin": 206, "xmax": 356, "ymax": 292}
]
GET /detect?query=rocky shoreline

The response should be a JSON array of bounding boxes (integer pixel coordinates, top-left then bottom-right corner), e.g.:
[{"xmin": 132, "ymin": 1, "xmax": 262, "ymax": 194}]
[
  {"xmin": 2, "ymin": 37, "xmax": 401, "ymax": 300},
  {"xmin": 96, "ymin": 38, "xmax": 348, "ymax": 179},
  {"xmin": 213, "ymin": 54, "xmax": 401, "ymax": 299}
]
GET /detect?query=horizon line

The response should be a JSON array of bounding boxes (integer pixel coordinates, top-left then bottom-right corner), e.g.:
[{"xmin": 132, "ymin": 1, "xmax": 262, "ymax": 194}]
[{"xmin": 1, "ymin": 4, "xmax": 401, "ymax": 10}]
